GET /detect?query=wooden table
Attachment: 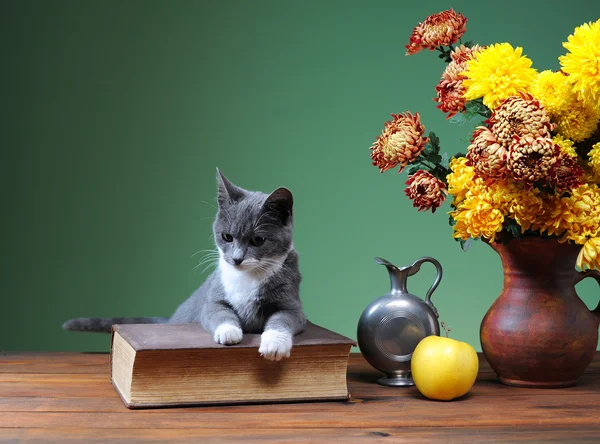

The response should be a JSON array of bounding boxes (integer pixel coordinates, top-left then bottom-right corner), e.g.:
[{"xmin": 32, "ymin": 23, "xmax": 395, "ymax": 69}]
[{"xmin": 0, "ymin": 352, "xmax": 598, "ymax": 443}]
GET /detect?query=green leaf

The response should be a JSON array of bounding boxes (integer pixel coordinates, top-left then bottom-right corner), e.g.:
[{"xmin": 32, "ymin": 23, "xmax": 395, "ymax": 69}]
[
  {"xmin": 429, "ymin": 166, "xmax": 448, "ymax": 183},
  {"xmin": 460, "ymin": 237, "xmax": 473, "ymax": 251},
  {"xmin": 448, "ymin": 111, "xmax": 476, "ymax": 126},
  {"xmin": 502, "ymin": 218, "xmax": 522, "ymax": 242},
  {"xmin": 425, "ymin": 152, "xmax": 442, "ymax": 165},
  {"xmin": 407, "ymin": 165, "xmax": 421, "ymax": 176},
  {"xmin": 449, "ymin": 99, "xmax": 492, "ymax": 127},
  {"xmin": 429, "ymin": 132, "xmax": 440, "ymax": 150},
  {"xmin": 465, "ymin": 98, "xmax": 492, "ymax": 118},
  {"xmin": 436, "ymin": 46, "xmax": 453, "ymax": 63},
  {"xmin": 440, "ymin": 152, "xmax": 450, "ymax": 169},
  {"xmin": 422, "ymin": 143, "xmax": 435, "ymax": 157},
  {"xmin": 422, "ymin": 132, "xmax": 441, "ymax": 161}
]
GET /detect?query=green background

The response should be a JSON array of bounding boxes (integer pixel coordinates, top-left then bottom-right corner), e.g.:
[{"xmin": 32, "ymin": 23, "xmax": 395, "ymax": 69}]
[{"xmin": 3, "ymin": 0, "xmax": 599, "ymax": 352}]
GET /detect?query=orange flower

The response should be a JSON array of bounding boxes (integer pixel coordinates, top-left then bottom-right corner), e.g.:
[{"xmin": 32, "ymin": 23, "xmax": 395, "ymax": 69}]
[
  {"xmin": 488, "ymin": 94, "xmax": 555, "ymax": 148},
  {"xmin": 466, "ymin": 127, "xmax": 508, "ymax": 183},
  {"xmin": 552, "ymin": 153, "xmax": 584, "ymax": 192},
  {"xmin": 507, "ymin": 136, "xmax": 561, "ymax": 189},
  {"xmin": 450, "ymin": 44, "xmax": 484, "ymax": 64},
  {"xmin": 435, "ymin": 45, "xmax": 484, "ymax": 118},
  {"xmin": 404, "ymin": 170, "xmax": 448, "ymax": 213},
  {"xmin": 405, "ymin": 9, "xmax": 468, "ymax": 55},
  {"xmin": 370, "ymin": 112, "xmax": 429, "ymax": 173}
]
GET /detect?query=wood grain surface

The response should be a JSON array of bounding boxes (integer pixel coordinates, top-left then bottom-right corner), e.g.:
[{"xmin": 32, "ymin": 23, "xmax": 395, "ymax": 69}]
[{"xmin": 0, "ymin": 352, "xmax": 599, "ymax": 443}]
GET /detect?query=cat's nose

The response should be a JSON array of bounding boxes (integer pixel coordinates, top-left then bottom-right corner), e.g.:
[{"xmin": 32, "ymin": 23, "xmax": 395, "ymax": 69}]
[{"xmin": 232, "ymin": 258, "xmax": 243, "ymax": 266}]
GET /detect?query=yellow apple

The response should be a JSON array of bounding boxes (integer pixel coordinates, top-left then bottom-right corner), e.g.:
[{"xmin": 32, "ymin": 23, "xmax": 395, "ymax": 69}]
[{"xmin": 411, "ymin": 334, "xmax": 479, "ymax": 401}]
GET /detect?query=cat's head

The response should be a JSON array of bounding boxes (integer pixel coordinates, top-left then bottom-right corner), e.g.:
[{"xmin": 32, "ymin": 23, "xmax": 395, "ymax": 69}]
[{"xmin": 213, "ymin": 169, "xmax": 294, "ymax": 271}]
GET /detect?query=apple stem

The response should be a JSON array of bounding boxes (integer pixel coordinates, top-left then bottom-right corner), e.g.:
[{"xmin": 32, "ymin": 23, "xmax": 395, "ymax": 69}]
[{"xmin": 441, "ymin": 321, "xmax": 452, "ymax": 338}]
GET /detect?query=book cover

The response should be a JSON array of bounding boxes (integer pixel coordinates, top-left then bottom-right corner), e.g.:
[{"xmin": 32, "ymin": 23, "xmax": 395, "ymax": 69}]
[{"xmin": 110, "ymin": 322, "xmax": 355, "ymax": 408}]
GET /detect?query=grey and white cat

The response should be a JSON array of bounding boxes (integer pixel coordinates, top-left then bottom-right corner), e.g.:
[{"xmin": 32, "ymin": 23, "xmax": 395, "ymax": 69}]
[{"xmin": 63, "ymin": 170, "xmax": 307, "ymax": 361}]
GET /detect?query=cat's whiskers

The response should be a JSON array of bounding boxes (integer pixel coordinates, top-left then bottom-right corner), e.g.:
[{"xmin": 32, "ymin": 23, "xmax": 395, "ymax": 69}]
[
  {"xmin": 192, "ymin": 249, "xmax": 220, "ymax": 273},
  {"xmin": 254, "ymin": 256, "xmax": 293, "ymax": 275},
  {"xmin": 194, "ymin": 259, "xmax": 219, "ymax": 275},
  {"xmin": 200, "ymin": 200, "xmax": 218, "ymax": 211},
  {"xmin": 192, "ymin": 259, "xmax": 218, "ymax": 273},
  {"xmin": 199, "ymin": 259, "xmax": 219, "ymax": 275},
  {"xmin": 194, "ymin": 253, "xmax": 220, "ymax": 265},
  {"xmin": 191, "ymin": 248, "xmax": 219, "ymax": 258}
]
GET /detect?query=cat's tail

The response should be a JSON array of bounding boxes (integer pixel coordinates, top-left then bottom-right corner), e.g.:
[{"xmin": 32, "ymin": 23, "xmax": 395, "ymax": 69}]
[{"xmin": 62, "ymin": 317, "xmax": 169, "ymax": 333}]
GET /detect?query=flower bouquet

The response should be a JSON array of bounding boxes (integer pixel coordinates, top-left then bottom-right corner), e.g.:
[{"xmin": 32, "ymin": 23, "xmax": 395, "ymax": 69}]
[
  {"xmin": 370, "ymin": 9, "xmax": 600, "ymax": 268},
  {"xmin": 370, "ymin": 10, "xmax": 600, "ymax": 387}
]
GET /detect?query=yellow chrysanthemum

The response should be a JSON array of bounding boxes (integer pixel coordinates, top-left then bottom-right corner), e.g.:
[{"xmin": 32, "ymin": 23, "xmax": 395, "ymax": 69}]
[
  {"xmin": 582, "ymin": 166, "xmax": 600, "ymax": 185},
  {"xmin": 559, "ymin": 19, "xmax": 600, "ymax": 105},
  {"xmin": 448, "ymin": 159, "xmax": 548, "ymax": 239},
  {"xmin": 577, "ymin": 237, "xmax": 600, "ymax": 270},
  {"xmin": 588, "ymin": 142, "xmax": 600, "ymax": 176},
  {"xmin": 561, "ymin": 184, "xmax": 600, "ymax": 244},
  {"xmin": 462, "ymin": 43, "xmax": 537, "ymax": 110},
  {"xmin": 450, "ymin": 177, "xmax": 536, "ymax": 241},
  {"xmin": 451, "ymin": 193, "xmax": 505, "ymax": 241},
  {"xmin": 529, "ymin": 70, "xmax": 599, "ymax": 142},
  {"xmin": 529, "ymin": 71, "xmax": 572, "ymax": 116},
  {"xmin": 501, "ymin": 184, "xmax": 544, "ymax": 231},
  {"xmin": 553, "ymin": 98, "xmax": 600, "ymax": 142},
  {"xmin": 553, "ymin": 134, "xmax": 578, "ymax": 158},
  {"xmin": 530, "ymin": 184, "xmax": 600, "ymax": 242},
  {"xmin": 446, "ymin": 157, "xmax": 476, "ymax": 205},
  {"xmin": 477, "ymin": 179, "xmax": 544, "ymax": 231},
  {"xmin": 531, "ymin": 193, "xmax": 571, "ymax": 237}
]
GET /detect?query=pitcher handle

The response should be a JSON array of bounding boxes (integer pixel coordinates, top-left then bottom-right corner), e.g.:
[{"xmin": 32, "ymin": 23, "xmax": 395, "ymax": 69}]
[
  {"xmin": 575, "ymin": 269, "xmax": 600, "ymax": 320},
  {"xmin": 408, "ymin": 257, "xmax": 443, "ymax": 317}
]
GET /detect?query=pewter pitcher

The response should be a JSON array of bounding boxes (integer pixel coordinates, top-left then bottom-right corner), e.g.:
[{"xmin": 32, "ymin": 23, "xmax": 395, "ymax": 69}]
[{"xmin": 357, "ymin": 257, "xmax": 442, "ymax": 386}]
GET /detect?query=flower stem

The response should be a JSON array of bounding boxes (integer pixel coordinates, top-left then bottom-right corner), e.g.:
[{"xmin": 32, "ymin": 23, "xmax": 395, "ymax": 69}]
[
  {"xmin": 441, "ymin": 321, "xmax": 452, "ymax": 338},
  {"xmin": 422, "ymin": 160, "xmax": 437, "ymax": 169}
]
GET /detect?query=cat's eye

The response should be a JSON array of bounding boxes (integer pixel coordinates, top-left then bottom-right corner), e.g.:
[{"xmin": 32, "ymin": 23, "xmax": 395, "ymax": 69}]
[
  {"xmin": 251, "ymin": 236, "xmax": 266, "ymax": 247},
  {"xmin": 221, "ymin": 233, "xmax": 233, "ymax": 243}
]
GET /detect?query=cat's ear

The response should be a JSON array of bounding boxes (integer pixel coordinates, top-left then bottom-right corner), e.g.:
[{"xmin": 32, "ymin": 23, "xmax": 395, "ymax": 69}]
[
  {"xmin": 263, "ymin": 187, "xmax": 294, "ymax": 225},
  {"xmin": 216, "ymin": 169, "xmax": 246, "ymax": 207}
]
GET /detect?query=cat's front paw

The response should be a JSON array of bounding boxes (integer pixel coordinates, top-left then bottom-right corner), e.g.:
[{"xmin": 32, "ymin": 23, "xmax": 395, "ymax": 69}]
[
  {"xmin": 214, "ymin": 323, "xmax": 243, "ymax": 345},
  {"xmin": 259, "ymin": 329, "xmax": 292, "ymax": 361}
]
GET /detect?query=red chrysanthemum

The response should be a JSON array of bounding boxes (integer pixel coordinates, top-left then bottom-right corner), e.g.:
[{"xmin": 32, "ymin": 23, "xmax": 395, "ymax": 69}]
[
  {"xmin": 435, "ymin": 44, "xmax": 484, "ymax": 118},
  {"xmin": 465, "ymin": 127, "xmax": 508, "ymax": 183},
  {"xmin": 450, "ymin": 44, "xmax": 483, "ymax": 64},
  {"xmin": 551, "ymin": 153, "xmax": 585, "ymax": 191},
  {"xmin": 404, "ymin": 170, "xmax": 448, "ymax": 213},
  {"xmin": 488, "ymin": 93, "xmax": 555, "ymax": 148},
  {"xmin": 370, "ymin": 112, "xmax": 429, "ymax": 173},
  {"xmin": 405, "ymin": 9, "xmax": 468, "ymax": 56},
  {"xmin": 507, "ymin": 135, "xmax": 562, "ymax": 189}
]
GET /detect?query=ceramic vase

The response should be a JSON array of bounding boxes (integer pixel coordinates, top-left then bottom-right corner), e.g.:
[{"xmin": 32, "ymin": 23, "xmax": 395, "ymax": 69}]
[{"xmin": 480, "ymin": 236, "xmax": 600, "ymax": 387}]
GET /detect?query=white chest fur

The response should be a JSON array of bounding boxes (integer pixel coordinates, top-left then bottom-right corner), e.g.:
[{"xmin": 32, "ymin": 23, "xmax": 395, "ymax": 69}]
[
  {"xmin": 218, "ymin": 248, "xmax": 291, "ymax": 312},
  {"xmin": 219, "ymin": 257, "xmax": 264, "ymax": 310}
]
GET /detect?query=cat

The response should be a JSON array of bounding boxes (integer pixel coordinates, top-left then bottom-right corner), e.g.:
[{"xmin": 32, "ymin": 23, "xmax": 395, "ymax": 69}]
[{"xmin": 63, "ymin": 170, "xmax": 307, "ymax": 361}]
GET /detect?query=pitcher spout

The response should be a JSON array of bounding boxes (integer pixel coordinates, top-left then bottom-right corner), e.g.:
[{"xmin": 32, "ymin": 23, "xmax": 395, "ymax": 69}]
[{"xmin": 375, "ymin": 257, "xmax": 409, "ymax": 294}]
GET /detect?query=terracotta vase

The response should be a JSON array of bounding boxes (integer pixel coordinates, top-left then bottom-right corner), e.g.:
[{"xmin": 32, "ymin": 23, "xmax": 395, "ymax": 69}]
[{"xmin": 480, "ymin": 236, "xmax": 600, "ymax": 388}]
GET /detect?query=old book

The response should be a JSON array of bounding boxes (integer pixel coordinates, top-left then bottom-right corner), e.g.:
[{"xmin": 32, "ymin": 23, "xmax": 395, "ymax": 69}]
[{"xmin": 110, "ymin": 322, "xmax": 355, "ymax": 408}]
